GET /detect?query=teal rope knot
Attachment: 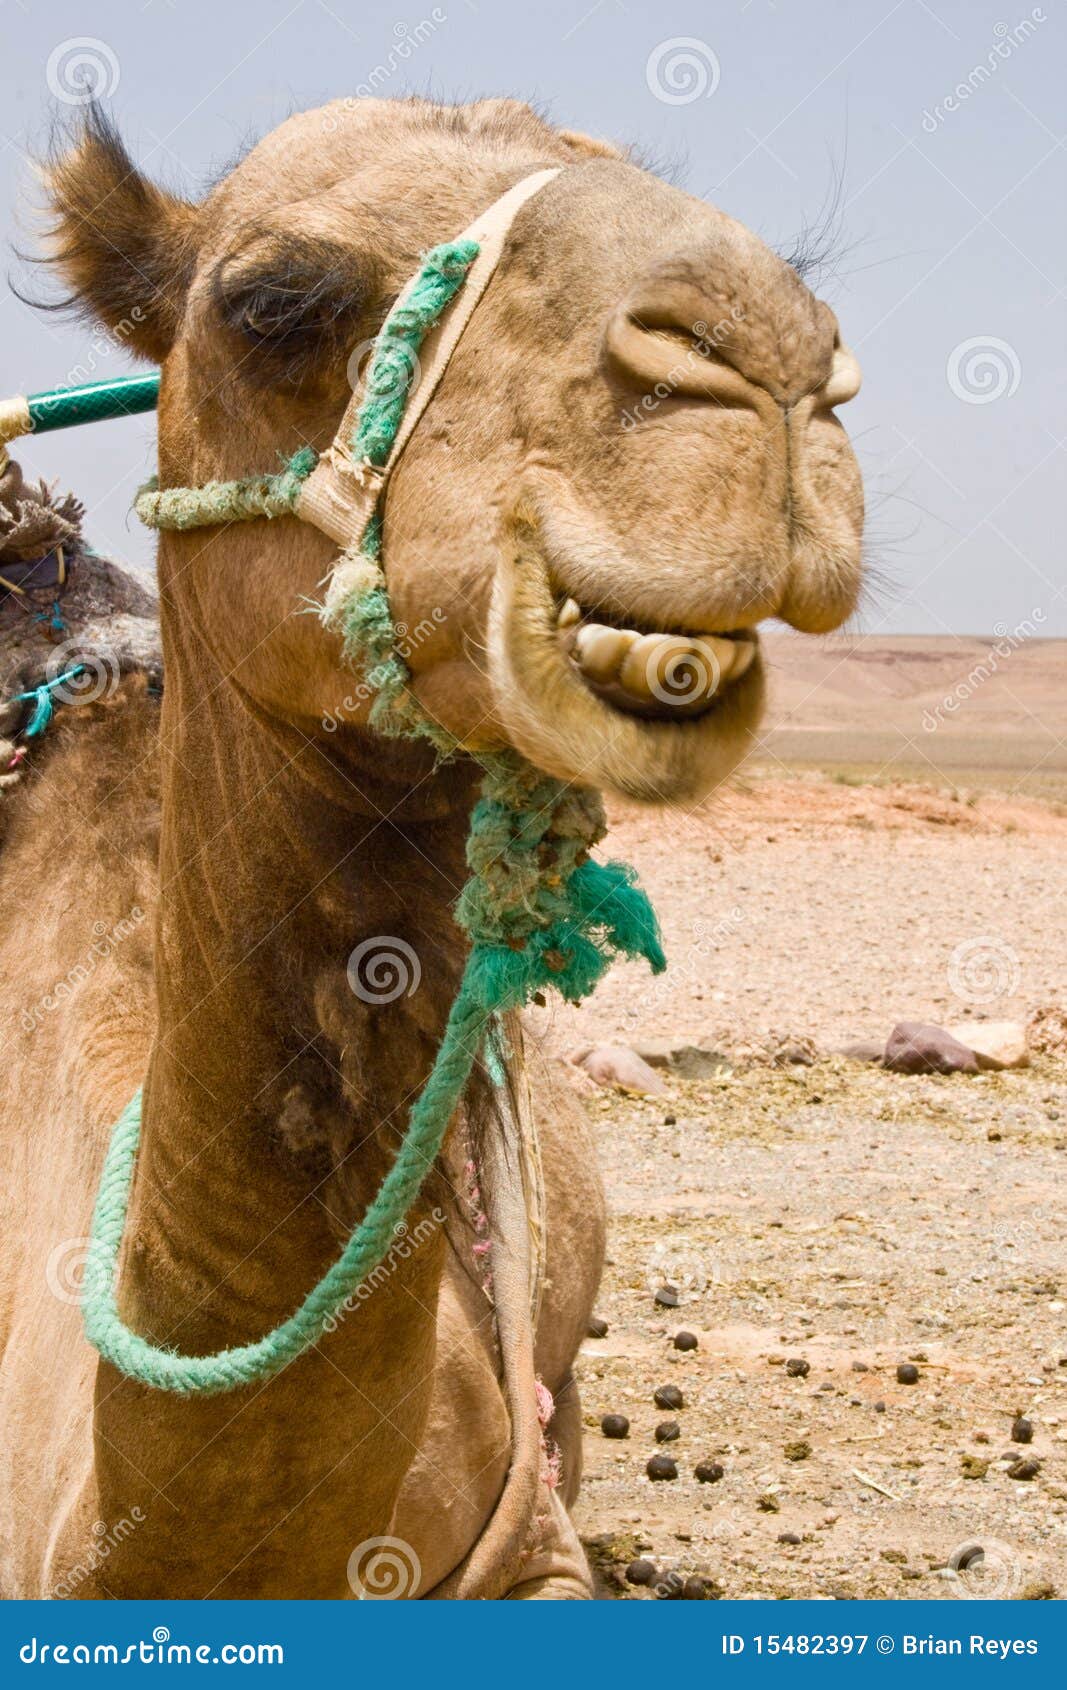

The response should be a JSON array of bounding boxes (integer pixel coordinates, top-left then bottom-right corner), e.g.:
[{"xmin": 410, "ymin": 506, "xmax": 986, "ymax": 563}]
[
  {"xmin": 86, "ymin": 228, "xmax": 664, "ymax": 1396},
  {"xmin": 8, "ymin": 664, "xmax": 87, "ymax": 739}
]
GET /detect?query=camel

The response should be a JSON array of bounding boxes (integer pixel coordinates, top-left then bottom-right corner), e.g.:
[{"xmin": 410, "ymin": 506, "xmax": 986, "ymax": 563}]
[{"xmin": 0, "ymin": 96, "xmax": 863, "ymax": 1599}]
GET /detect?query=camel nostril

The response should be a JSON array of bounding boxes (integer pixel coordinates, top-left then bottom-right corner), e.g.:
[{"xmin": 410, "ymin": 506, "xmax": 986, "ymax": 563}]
[{"xmin": 602, "ymin": 300, "xmax": 761, "ymax": 413}]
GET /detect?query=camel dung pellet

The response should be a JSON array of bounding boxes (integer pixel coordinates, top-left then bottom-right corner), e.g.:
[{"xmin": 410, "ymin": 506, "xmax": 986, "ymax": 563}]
[
  {"xmin": 646, "ymin": 1453, "xmax": 678, "ymax": 1481},
  {"xmin": 654, "ymin": 1284, "xmax": 680, "ymax": 1308},
  {"xmin": 897, "ymin": 1362, "xmax": 920, "ymax": 1384},
  {"xmin": 960, "ymin": 1454, "xmax": 989, "ymax": 1479},
  {"xmin": 625, "ymin": 1558, "xmax": 658, "ymax": 1587},
  {"xmin": 654, "ymin": 1383, "xmax": 684, "ymax": 1410},
  {"xmin": 673, "ymin": 1330, "xmax": 699, "ymax": 1352},
  {"xmin": 655, "ymin": 1419, "xmax": 681, "ymax": 1443},
  {"xmin": 586, "ymin": 1315, "xmax": 609, "ymax": 1339},
  {"xmin": 1007, "ymin": 1458, "xmax": 1040, "ymax": 1481},
  {"xmin": 1012, "ymin": 1416, "xmax": 1034, "ymax": 1444},
  {"xmin": 695, "ymin": 1460, "xmax": 724, "ymax": 1483},
  {"xmin": 657, "ymin": 1570, "xmax": 685, "ymax": 1598},
  {"xmin": 785, "ymin": 1357, "xmax": 810, "ymax": 1378},
  {"xmin": 682, "ymin": 1574, "xmax": 712, "ymax": 1600},
  {"xmin": 778, "ymin": 1531, "xmax": 802, "ymax": 1545},
  {"xmin": 601, "ymin": 1413, "xmax": 630, "ymax": 1439}
]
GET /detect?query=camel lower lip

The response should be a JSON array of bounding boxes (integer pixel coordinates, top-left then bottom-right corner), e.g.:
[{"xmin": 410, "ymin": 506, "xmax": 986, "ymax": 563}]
[{"xmin": 488, "ymin": 506, "xmax": 768, "ymax": 804}]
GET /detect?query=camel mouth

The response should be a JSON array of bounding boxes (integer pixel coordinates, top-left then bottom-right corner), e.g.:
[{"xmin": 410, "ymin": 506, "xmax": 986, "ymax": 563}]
[
  {"xmin": 550, "ymin": 588, "xmax": 757, "ymax": 723},
  {"xmin": 486, "ymin": 511, "xmax": 766, "ymax": 803}
]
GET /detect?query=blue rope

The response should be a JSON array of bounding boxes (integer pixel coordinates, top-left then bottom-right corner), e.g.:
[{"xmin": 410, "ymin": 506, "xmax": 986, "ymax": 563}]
[{"xmin": 8, "ymin": 664, "xmax": 86, "ymax": 739}]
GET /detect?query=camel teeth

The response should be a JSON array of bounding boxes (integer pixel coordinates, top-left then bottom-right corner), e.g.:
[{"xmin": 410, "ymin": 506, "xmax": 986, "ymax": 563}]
[
  {"xmin": 728, "ymin": 637, "xmax": 756, "ymax": 682},
  {"xmin": 556, "ymin": 597, "xmax": 581, "ymax": 629},
  {"xmin": 572, "ymin": 623, "xmax": 637, "ymax": 684},
  {"xmin": 617, "ymin": 632, "xmax": 733, "ymax": 707}
]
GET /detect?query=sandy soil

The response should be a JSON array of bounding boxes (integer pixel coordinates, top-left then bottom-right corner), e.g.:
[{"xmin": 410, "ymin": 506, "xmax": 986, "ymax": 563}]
[{"xmin": 538, "ymin": 768, "xmax": 1067, "ymax": 1600}]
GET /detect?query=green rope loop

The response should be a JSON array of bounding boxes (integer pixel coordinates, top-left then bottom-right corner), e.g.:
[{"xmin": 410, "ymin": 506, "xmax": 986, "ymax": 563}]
[{"xmin": 86, "ymin": 229, "xmax": 664, "ymax": 1395}]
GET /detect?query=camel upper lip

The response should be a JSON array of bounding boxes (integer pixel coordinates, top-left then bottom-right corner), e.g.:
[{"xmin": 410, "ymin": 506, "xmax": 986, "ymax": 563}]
[{"xmin": 547, "ymin": 580, "xmax": 756, "ymax": 642}]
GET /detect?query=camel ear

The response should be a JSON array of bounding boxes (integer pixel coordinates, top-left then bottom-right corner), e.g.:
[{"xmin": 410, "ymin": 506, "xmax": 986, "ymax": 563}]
[
  {"xmin": 43, "ymin": 108, "xmax": 202, "ymax": 363},
  {"xmin": 558, "ymin": 128, "xmax": 624, "ymax": 162}
]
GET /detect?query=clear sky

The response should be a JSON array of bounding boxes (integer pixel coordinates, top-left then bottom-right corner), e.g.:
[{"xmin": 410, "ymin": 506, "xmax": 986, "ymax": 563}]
[{"xmin": 1, "ymin": 0, "xmax": 1063, "ymax": 635}]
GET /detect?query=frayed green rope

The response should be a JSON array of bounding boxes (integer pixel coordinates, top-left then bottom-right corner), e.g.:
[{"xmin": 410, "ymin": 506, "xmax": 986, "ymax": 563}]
[
  {"xmin": 86, "ymin": 228, "xmax": 663, "ymax": 1396},
  {"xmin": 134, "ymin": 445, "xmax": 317, "ymax": 532}
]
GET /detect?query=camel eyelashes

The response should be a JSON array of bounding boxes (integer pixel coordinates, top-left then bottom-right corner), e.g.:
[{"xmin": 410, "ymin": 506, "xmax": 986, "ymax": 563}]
[{"xmin": 212, "ymin": 236, "xmax": 377, "ymax": 386}]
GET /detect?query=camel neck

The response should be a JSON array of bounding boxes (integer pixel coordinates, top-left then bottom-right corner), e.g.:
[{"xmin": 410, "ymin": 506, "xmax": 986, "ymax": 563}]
[
  {"xmin": 125, "ymin": 643, "xmax": 478, "ymax": 1340},
  {"xmin": 90, "ymin": 639, "xmax": 480, "ymax": 1594}
]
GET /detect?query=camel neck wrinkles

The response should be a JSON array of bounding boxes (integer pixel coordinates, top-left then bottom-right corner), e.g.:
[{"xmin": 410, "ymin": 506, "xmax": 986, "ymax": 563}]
[{"xmin": 119, "ymin": 613, "xmax": 476, "ymax": 1352}]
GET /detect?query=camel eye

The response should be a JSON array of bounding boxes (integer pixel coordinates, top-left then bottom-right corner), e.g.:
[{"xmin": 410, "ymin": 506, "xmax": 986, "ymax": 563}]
[{"xmin": 213, "ymin": 236, "xmax": 376, "ymax": 387}]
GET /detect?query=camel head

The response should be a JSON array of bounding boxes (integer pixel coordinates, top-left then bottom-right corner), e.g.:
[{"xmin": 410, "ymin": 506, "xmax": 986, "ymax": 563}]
[{"xmin": 45, "ymin": 99, "xmax": 863, "ymax": 802}]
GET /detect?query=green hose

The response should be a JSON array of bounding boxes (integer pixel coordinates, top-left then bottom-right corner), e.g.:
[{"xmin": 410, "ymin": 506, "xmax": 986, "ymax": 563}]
[{"xmin": 26, "ymin": 373, "xmax": 160, "ymax": 434}]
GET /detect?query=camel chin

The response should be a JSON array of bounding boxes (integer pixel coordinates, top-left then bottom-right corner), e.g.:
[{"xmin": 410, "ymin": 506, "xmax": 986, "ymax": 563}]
[{"xmin": 487, "ymin": 517, "xmax": 766, "ymax": 805}]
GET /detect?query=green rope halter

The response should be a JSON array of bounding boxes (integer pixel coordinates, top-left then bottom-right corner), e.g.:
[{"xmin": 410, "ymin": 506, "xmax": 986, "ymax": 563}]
[{"xmin": 84, "ymin": 234, "xmax": 664, "ymax": 1395}]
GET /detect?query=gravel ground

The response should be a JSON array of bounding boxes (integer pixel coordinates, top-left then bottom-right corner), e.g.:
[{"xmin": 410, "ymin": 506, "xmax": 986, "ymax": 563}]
[{"xmin": 536, "ymin": 769, "xmax": 1067, "ymax": 1600}]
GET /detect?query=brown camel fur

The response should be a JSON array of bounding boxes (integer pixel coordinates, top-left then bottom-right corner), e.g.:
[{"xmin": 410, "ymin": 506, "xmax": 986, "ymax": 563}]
[{"xmin": 0, "ymin": 96, "xmax": 862, "ymax": 1598}]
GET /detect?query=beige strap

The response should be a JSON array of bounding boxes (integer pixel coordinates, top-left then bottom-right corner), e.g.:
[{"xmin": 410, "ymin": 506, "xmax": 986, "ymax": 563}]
[
  {"xmin": 297, "ymin": 168, "xmax": 561, "ymax": 550},
  {"xmin": 0, "ymin": 393, "xmax": 32, "ymax": 471}
]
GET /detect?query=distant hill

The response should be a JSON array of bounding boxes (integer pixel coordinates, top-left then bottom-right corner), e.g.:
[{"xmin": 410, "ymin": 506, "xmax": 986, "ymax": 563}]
[{"xmin": 755, "ymin": 634, "xmax": 1067, "ymax": 787}]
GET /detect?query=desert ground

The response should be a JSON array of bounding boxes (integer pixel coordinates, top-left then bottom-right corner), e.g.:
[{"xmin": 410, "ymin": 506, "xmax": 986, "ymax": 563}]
[{"xmin": 538, "ymin": 634, "xmax": 1067, "ymax": 1599}]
